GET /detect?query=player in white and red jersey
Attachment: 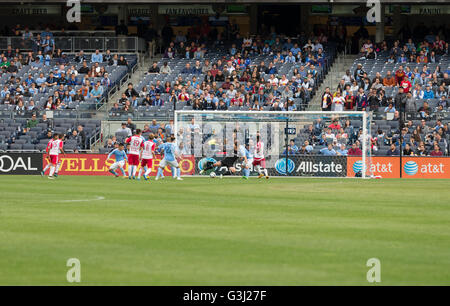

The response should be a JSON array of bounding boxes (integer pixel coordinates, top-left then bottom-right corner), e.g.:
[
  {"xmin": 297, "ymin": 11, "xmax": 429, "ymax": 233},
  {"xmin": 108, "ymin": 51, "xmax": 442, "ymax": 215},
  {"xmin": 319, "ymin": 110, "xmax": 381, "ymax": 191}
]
[
  {"xmin": 252, "ymin": 134, "xmax": 269, "ymax": 179},
  {"xmin": 42, "ymin": 133, "xmax": 65, "ymax": 177},
  {"xmin": 46, "ymin": 134, "xmax": 65, "ymax": 179},
  {"xmin": 138, "ymin": 134, "xmax": 156, "ymax": 181},
  {"xmin": 125, "ymin": 129, "xmax": 144, "ymax": 179}
]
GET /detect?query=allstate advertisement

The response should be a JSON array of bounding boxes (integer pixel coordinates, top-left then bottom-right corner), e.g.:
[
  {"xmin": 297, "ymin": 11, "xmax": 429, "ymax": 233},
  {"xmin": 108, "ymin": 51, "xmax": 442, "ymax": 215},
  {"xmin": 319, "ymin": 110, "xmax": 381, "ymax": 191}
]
[{"xmin": 195, "ymin": 156, "xmax": 347, "ymax": 177}]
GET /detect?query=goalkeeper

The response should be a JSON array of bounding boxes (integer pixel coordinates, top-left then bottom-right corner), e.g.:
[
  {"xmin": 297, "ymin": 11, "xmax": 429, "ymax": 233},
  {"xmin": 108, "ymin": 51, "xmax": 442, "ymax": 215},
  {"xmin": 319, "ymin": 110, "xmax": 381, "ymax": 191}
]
[{"xmin": 200, "ymin": 141, "xmax": 239, "ymax": 177}]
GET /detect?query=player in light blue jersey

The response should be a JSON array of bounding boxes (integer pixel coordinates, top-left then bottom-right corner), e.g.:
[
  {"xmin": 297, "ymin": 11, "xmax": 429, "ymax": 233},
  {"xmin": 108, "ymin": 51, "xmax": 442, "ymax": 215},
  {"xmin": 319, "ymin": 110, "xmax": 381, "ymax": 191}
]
[
  {"xmin": 239, "ymin": 140, "xmax": 253, "ymax": 179},
  {"xmin": 155, "ymin": 136, "xmax": 183, "ymax": 181},
  {"xmin": 107, "ymin": 143, "xmax": 128, "ymax": 178}
]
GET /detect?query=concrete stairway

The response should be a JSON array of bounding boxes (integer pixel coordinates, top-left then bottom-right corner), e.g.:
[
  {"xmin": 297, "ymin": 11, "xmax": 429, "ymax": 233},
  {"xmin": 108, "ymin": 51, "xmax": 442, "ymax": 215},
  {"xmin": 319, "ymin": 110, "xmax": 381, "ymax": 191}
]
[{"xmin": 308, "ymin": 54, "xmax": 359, "ymax": 110}]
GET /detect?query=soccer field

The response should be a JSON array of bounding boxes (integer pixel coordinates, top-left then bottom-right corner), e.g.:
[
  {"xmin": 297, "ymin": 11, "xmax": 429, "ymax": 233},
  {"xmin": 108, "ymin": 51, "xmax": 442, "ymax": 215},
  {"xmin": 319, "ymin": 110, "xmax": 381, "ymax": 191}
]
[{"xmin": 0, "ymin": 176, "xmax": 449, "ymax": 285}]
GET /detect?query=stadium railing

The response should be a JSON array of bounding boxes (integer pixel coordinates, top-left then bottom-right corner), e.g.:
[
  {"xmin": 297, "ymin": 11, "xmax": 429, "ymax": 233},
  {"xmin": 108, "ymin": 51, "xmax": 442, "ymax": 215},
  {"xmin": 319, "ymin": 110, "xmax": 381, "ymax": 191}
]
[{"xmin": 0, "ymin": 36, "xmax": 146, "ymax": 53}]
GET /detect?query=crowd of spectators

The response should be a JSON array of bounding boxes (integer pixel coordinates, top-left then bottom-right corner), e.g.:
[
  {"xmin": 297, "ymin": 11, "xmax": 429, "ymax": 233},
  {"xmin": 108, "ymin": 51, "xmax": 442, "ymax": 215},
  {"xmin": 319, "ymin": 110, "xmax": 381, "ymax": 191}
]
[
  {"xmin": 320, "ymin": 36, "xmax": 449, "ymax": 114},
  {"xmin": 111, "ymin": 32, "xmax": 332, "ymax": 114},
  {"xmin": 0, "ymin": 25, "xmax": 134, "ymax": 114}
]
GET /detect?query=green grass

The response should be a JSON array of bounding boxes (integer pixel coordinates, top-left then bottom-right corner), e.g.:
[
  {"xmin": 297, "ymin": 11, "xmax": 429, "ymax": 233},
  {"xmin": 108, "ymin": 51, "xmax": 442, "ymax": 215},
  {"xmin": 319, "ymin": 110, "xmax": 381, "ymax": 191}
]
[{"xmin": 0, "ymin": 176, "xmax": 449, "ymax": 285}]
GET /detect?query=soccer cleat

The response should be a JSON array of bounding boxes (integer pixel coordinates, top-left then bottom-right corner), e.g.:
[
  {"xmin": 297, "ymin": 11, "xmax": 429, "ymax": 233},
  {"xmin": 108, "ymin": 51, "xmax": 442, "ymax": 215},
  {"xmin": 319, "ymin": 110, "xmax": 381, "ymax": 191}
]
[
  {"xmin": 54, "ymin": 174, "xmax": 58, "ymax": 178},
  {"xmin": 143, "ymin": 175, "xmax": 148, "ymax": 181},
  {"xmin": 219, "ymin": 174, "xmax": 223, "ymax": 179},
  {"xmin": 177, "ymin": 177, "xmax": 183, "ymax": 181},
  {"xmin": 122, "ymin": 176, "xmax": 127, "ymax": 179},
  {"xmin": 48, "ymin": 176, "xmax": 54, "ymax": 180},
  {"xmin": 137, "ymin": 177, "xmax": 140, "ymax": 181},
  {"xmin": 258, "ymin": 173, "xmax": 264, "ymax": 179},
  {"xmin": 265, "ymin": 176, "xmax": 270, "ymax": 180},
  {"xmin": 199, "ymin": 169, "xmax": 205, "ymax": 175},
  {"xmin": 40, "ymin": 171, "xmax": 44, "ymax": 177},
  {"xmin": 242, "ymin": 176, "xmax": 249, "ymax": 180}
]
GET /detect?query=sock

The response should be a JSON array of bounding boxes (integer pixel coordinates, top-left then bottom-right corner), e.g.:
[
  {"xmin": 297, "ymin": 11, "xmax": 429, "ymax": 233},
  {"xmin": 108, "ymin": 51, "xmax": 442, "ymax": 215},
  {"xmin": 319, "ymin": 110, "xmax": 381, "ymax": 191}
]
[
  {"xmin": 263, "ymin": 169, "xmax": 268, "ymax": 176},
  {"xmin": 133, "ymin": 166, "xmax": 138, "ymax": 177},
  {"xmin": 120, "ymin": 168, "xmax": 126, "ymax": 176},
  {"xmin": 56, "ymin": 162, "xmax": 61, "ymax": 174},
  {"xmin": 244, "ymin": 168, "xmax": 250, "ymax": 177},
  {"xmin": 156, "ymin": 167, "xmax": 164, "ymax": 179},
  {"xmin": 138, "ymin": 167, "xmax": 144, "ymax": 179},
  {"xmin": 128, "ymin": 166, "xmax": 133, "ymax": 178},
  {"xmin": 49, "ymin": 166, "xmax": 55, "ymax": 177},
  {"xmin": 177, "ymin": 168, "xmax": 181, "ymax": 178},
  {"xmin": 256, "ymin": 165, "xmax": 262, "ymax": 175},
  {"xmin": 144, "ymin": 167, "xmax": 152, "ymax": 176},
  {"xmin": 171, "ymin": 167, "xmax": 176, "ymax": 177},
  {"xmin": 43, "ymin": 164, "xmax": 51, "ymax": 173}
]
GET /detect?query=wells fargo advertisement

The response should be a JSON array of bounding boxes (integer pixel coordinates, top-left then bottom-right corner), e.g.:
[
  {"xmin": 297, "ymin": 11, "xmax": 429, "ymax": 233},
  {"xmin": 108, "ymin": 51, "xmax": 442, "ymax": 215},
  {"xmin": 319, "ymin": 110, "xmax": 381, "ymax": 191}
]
[
  {"xmin": 347, "ymin": 157, "xmax": 450, "ymax": 179},
  {"xmin": 43, "ymin": 154, "xmax": 195, "ymax": 176}
]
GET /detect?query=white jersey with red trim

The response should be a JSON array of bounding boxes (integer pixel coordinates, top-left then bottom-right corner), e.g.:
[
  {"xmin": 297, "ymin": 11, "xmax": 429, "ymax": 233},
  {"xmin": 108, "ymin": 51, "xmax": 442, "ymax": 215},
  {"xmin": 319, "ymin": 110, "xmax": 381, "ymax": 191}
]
[
  {"xmin": 126, "ymin": 135, "xmax": 144, "ymax": 155},
  {"xmin": 142, "ymin": 140, "xmax": 156, "ymax": 159},
  {"xmin": 47, "ymin": 139, "xmax": 63, "ymax": 156},
  {"xmin": 254, "ymin": 141, "xmax": 265, "ymax": 160}
]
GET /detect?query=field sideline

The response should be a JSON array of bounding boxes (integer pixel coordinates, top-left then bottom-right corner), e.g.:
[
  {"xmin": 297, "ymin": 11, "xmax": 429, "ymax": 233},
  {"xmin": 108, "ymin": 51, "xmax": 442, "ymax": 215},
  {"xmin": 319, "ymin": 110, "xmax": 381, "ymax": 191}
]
[{"xmin": 0, "ymin": 176, "xmax": 449, "ymax": 285}]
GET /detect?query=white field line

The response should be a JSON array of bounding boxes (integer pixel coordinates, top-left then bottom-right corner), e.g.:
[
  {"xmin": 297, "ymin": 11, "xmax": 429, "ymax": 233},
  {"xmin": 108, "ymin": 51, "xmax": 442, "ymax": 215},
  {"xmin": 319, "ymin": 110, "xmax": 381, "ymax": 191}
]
[{"xmin": 60, "ymin": 196, "xmax": 105, "ymax": 203}]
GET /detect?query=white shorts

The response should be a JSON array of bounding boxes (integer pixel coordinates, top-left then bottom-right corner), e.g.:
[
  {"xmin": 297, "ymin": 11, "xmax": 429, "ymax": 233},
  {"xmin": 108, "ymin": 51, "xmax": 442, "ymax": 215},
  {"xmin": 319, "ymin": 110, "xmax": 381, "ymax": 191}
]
[
  {"xmin": 243, "ymin": 159, "xmax": 253, "ymax": 168},
  {"xmin": 159, "ymin": 159, "xmax": 179, "ymax": 168},
  {"xmin": 110, "ymin": 160, "xmax": 125, "ymax": 170}
]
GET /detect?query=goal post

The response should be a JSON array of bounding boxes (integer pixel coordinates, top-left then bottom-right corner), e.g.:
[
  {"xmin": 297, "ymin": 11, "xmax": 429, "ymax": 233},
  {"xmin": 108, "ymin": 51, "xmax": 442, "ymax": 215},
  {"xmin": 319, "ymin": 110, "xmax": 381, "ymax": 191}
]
[{"xmin": 174, "ymin": 111, "xmax": 372, "ymax": 178}]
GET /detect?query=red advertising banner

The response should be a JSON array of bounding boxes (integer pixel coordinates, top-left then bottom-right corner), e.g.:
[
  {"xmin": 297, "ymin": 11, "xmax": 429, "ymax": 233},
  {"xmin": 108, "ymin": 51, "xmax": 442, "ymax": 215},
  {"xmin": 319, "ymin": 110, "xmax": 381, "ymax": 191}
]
[
  {"xmin": 347, "ymin": 157, "xmax": 450, "ymax": 179},
  {"xmin": 43, "ymin": 154, "xmax": 195, "ymax": 176}
]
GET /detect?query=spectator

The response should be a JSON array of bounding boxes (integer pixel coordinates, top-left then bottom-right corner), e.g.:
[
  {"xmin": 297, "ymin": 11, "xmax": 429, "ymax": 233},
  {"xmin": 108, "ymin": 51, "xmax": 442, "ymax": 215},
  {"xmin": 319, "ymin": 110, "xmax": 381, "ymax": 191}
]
[
  {"xmin": 348, "ymin": 143, "xmax": 362, "ymax": 156},
  {"xmin": 386, "ymin": 144, "xmax": 399, "ymax": 156},
  {"xmin": 148, "ymin": 61, "xmax": 160, "ymax": 73},
  {"xmin": 320, "ymin": 144, "xmax": 337, "ymax": 156},
  {"xmin": 91, "ymin": 50, "xmax": 103, "ymax": 63},
  {"xmin": 116, "ymin": 123, "xmax": 132, "ymax": 137}
]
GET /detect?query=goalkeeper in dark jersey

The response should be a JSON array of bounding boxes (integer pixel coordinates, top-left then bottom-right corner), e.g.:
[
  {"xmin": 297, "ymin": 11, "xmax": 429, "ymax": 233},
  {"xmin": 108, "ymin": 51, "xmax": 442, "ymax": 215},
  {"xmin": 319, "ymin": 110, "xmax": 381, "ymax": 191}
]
[{"xmin": 200, "ymin": 141, "xmax": 239, "ymax": 177}]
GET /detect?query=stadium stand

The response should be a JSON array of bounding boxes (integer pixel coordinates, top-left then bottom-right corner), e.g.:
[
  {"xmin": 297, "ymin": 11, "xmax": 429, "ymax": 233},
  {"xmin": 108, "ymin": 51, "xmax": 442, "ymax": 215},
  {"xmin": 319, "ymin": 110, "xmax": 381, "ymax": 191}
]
[
  {"xmin": 108, "ymin": 38, "xmax": 337, "ymax": 119},
  {"xmin": 317, "ymin": 38, "xmax": 449, "ymax": 156}
]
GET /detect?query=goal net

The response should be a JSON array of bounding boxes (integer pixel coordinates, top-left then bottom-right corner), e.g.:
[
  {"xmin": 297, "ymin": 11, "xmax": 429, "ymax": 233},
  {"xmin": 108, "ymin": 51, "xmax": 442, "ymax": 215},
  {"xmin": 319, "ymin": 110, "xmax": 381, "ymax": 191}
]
[{"xmin": 174, "ymin": 111, "xmax": 372, "ymax": 178}]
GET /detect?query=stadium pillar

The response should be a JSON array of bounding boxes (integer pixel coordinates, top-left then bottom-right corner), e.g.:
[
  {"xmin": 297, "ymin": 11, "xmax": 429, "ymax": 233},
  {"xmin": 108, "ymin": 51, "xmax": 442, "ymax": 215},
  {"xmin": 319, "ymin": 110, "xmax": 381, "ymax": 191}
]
[
  {"xmin": 375, "ymin": 4, "xmax": 385, "ymax": 43},
  {"xmin": 250, "ymin": 4, "xmax": 258, "ymax": 35},
  {"xmin": 285, "ymin": 119, "xmax": 289, "ymax": 176},
  {"xmin": 299, "ymin": 5, "xmax": 311, "ymax": 34},
  {"xmin": 399, "ymin": 108, "xmax": 403, "ymax": 178}
]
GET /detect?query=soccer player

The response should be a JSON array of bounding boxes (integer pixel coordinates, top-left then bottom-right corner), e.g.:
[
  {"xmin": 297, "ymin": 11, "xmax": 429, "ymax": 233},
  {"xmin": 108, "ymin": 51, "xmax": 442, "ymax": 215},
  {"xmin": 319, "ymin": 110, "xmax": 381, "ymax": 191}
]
[
  {"xmin": 200, "ymin": 141, "xmax": 240, "ymax": 178},
  {"xmin": 41, "ymin": 133, "xmax": 65, "ymax": 177},
  {"xmin": 107, "ymin": 143, "xmax": 128, "ymax": 178},
  {"xmin": 239, "ymin": 140, "xmax": 253, "ymax": 179},
  {"xmin": 155, "ymin": 136, "xmax": 183, "ymax": 181},
  {"xmin": 253, "ymin": 135, "xmax": 269, "ymax": 179},
  {"xmin": 138, "ymin": 134, "xmax": 156, "ymax": 181},
  {"xmin": 46, "ymin": 133, "xmax": 65, "ymax": 180},
  {"xmin": 125, "ymin": 129, "xmax": 144, "ymax": 179}
]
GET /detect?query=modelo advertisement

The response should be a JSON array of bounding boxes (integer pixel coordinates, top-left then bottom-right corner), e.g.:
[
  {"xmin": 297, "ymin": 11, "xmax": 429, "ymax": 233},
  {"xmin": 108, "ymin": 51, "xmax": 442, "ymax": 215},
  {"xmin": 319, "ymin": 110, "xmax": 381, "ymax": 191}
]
[
  {"xmin": 0, "ymin": 153, "xmax": 42, "ymax": 175},
  {"xmin": 195, "ymin": 156, "xmax": 347, "ymax": 177},
  {"xmin": 43, "ymin": 154, "xmax": 195, "ymax": 176},
  {"xmin": 347, "ymin": 157, "xmax": 450, "ymax": 179}
]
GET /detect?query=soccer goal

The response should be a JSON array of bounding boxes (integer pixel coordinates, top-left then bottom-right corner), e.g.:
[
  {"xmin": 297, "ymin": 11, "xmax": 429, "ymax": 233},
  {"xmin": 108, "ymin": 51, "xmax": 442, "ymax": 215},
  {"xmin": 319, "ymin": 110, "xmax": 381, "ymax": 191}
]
[{"xmin": 174, "ymin": 111, "xmax": 372, "ymax": 178}]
